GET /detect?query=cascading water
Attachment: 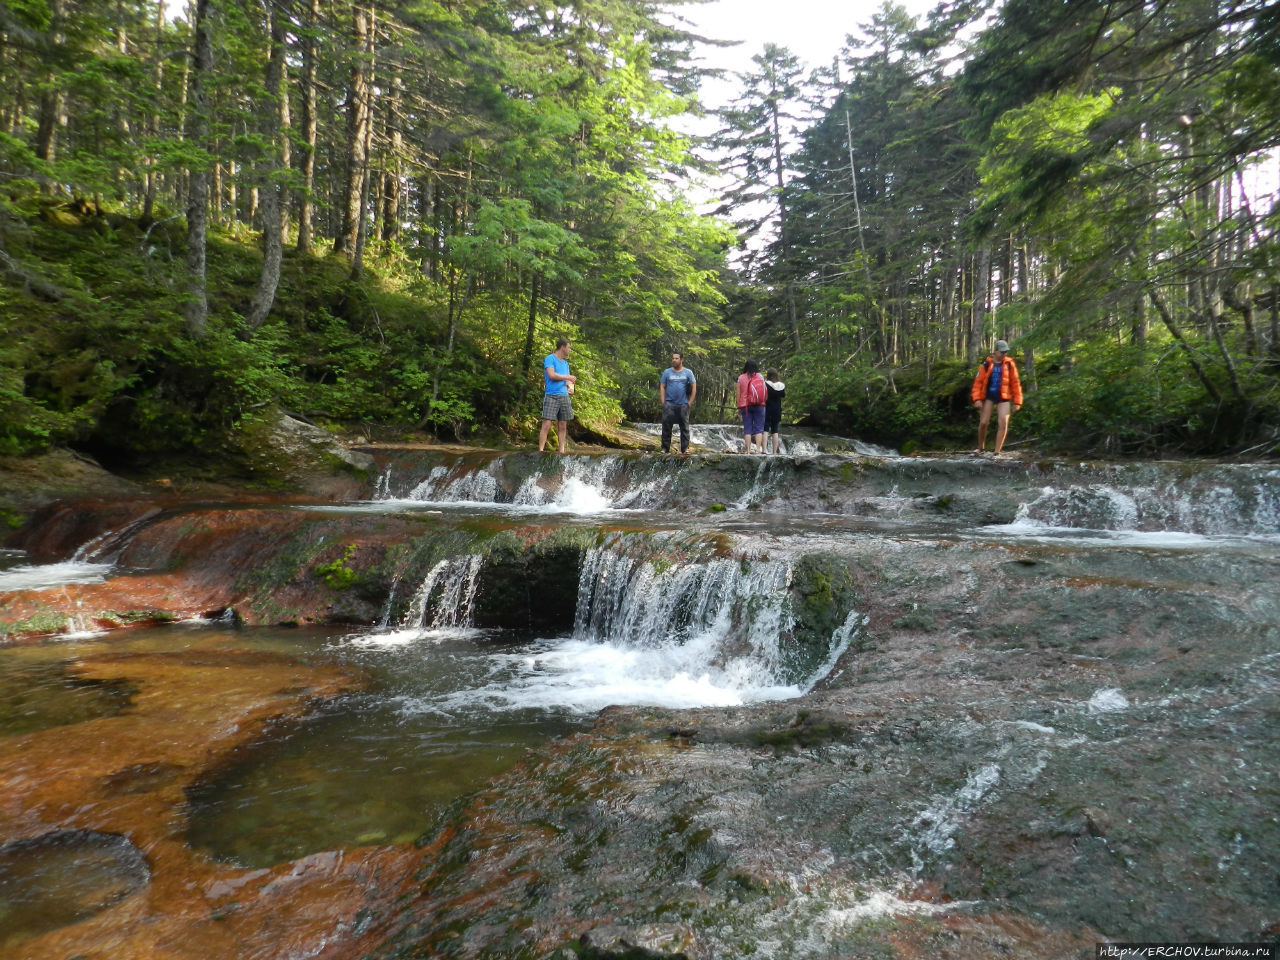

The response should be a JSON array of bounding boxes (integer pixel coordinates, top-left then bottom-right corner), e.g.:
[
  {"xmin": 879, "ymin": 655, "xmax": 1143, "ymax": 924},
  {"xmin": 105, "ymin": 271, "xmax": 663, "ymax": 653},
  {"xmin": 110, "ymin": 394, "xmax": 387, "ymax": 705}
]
[
  {"xmin": 377, "ymin": 532, "xmax": 857, "ymax": 716},
  {"xmin": 490, "ymin": 533, "xmax": 855, "ymax": 710},
  {"xmin": 997, "ymin": 475, "xmax": 1280, "ymax": 538},
  {"xmin": 401, "ymin": 555, "xmax": 484, "ymax": 630},
  {"xmin": 0, "ymin": 560, "xmax": 112, "ymax": 592},
  {"xmin": 353, "ymin": 555, "xmax": 487, "ymax": 646},
  {"xmin": 628, "ymin": 422, "xmax": 899, "ymax": 457},
  {"xmin": 0, "ymin": 512, "xmax": 161, "ymax": 592},
  {"xmin": 406, "ymin": 465, "xmax": 501, "ymax": 504},
  {"xmin": 375, "ymin": 455, "xmax": 667, "ymax": 512},
  {"xmin": 513, "ymin": 457, "xmax": 619, "ymax": 512}
]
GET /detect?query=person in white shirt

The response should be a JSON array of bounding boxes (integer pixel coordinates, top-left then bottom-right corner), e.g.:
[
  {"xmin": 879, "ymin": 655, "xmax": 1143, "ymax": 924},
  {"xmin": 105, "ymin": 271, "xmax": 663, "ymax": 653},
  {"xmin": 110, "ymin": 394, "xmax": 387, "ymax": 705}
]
[{"xmin": 764, "ymin": 370, "xmax": 786, "ymax": 454}]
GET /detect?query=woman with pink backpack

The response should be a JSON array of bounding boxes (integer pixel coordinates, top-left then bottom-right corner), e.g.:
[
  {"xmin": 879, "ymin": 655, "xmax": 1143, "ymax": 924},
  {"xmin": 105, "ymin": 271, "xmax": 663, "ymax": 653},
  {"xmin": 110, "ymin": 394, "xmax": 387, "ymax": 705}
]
[{"xmin": 736, "ymin": 359, "xmax": 768, "ymax": 454}]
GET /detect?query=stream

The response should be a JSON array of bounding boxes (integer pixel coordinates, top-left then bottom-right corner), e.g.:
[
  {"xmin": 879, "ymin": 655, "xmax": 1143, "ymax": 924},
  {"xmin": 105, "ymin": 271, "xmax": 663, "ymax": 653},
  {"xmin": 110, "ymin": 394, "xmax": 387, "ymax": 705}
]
[{"xmin": 2, "ymin": 447, "xmax": 1278, "ymax": 959}]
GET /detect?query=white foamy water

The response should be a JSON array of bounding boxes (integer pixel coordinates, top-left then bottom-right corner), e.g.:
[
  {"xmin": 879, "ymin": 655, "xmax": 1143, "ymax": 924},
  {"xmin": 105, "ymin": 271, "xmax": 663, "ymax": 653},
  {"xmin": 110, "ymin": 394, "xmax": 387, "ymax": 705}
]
[
  {"xmin": 1088, "ymin": 687, "xmax": 1130, "ymax": 713},
  {"xmin": 628, "ymin": 422, "xmax": 898, "ymax": 457},
  {"xmin": 345, "ymin": 625, "xmax": 484, "ymax": 649},
  {"xmin": 438, "ymin": 638, "xmax": 803, "ymax": 714},
  {"xmin": 0, "ymin": 560, "xmax": 113, "ymax": 592},
  {"xmin": 373, "ymin": 456, "xmax": 660, "ymax": 515},
  {"xmin": 407, "ymin": 465, "xmax": 500, "ymax": 503},
  {"xmin": 973, "ymin": 519, "xmax": 1280, "ymax": 549},
  {"xmin": 513, "ymin": 458, "xmax": 620, "ymax": 513},
  {"xmin": 368, "ymin": 533, "xmax": 859, "ymax": 716},
  {"xmin": 402, "ymin": 554, "xmax": 484, "ymax": 630},
  {"xmin": 1005, "ymin": 479, "xmax": 1280, "ymax": 536}
]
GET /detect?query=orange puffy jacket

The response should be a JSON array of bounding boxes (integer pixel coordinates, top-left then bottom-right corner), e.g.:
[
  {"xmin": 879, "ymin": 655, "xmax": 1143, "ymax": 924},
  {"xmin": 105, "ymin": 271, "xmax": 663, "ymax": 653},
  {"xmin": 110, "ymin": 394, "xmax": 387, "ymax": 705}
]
[{"xmin": 970, "ymin": 355, "xmax": 1023, "ymax": 405}]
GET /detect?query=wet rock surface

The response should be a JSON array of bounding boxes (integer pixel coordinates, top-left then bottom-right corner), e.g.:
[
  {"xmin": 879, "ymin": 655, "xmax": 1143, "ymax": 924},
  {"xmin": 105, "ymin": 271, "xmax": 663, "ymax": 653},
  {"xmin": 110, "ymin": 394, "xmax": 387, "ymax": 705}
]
[
  {"xmin": 0, "ymin": 449, "xmax": 1277, "ymax": 958},
  {"xmin": 0, "ymin": 829, "xmax": 150, "ymax": 947},
  {"xmin": 356, "ymin": 530, "xmax": 1278, "ymax": 958},
  {"xmin": 0, "ymin": 645, "xmax": 422, "ymax": 959}
]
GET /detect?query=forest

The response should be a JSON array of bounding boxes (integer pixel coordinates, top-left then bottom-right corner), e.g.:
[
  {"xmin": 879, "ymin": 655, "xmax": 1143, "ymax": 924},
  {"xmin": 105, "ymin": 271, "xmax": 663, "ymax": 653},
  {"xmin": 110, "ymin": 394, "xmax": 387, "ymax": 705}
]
[{"xmin": 1, "ymin": 0, "xmax": 1279, "ymax": 472}]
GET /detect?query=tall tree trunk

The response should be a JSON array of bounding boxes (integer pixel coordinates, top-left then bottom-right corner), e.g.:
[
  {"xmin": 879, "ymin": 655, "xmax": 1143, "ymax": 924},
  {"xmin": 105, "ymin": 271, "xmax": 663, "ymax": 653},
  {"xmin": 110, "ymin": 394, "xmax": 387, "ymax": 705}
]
[
  {"xmin": 350, "ymin": 37, "xmax": 376, "ymax": 282},
  {"xmin": 246, "ymin": 0, "xmax": 287, "ymax": 330},
  {"xmin": 184, "ymin": 0, "xmax": 213, "ymax": 338},
  {"xmin": 34, "ymin": 0, "xmax": 66, "ymax": 170},
  {"xmin": 1147, "ymin": 288, "xmax": 1221, "ymax": 405},
  {"xmin": 143, "ymin": 0, "xmax": 165, "ymax": 221},
  {"xmin": 380, "ymin": 73, "xmax": 403, "ymax": 242},
  {"xmin": 967, "ymin": 244, "xmax": 990, "ymax": 362},
  {"xmin": 520, "ymin": 273, "xmax": 543, "ymax": 386},
  {"xmin": 175, "ymin": 12, "xmax": 191, "ymax": 215},
  {"xmin": 770, "ymin": 88, "xmax": 799, "ymax": 351},
  {"xmin": 296, "ymin": 0, "xmax": 320, "ymax": 253},
  {"xmin": 335, "ymin": 2, "xmax": 372, "ymax": 258}
]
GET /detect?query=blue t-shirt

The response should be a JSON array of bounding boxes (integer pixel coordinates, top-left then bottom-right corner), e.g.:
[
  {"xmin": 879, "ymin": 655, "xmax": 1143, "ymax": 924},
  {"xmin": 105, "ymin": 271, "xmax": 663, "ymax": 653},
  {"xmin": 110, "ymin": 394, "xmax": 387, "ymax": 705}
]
[
  {"xmin": 986, "ymin": 359, "xmax": 1003, "ymax": 400},
  {"xmin": 661, "ymin": 367, "xmax": 696, "ymax": 405},
  {"xmin": 544, "ymin": 353, "xmax": 570, "ymax": 396}
]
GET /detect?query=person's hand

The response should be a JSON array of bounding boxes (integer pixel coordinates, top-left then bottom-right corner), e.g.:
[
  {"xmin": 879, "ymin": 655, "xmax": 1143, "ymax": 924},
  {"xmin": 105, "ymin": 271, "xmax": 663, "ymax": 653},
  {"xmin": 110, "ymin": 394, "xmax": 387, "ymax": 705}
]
[
  {"xmin": 1012, "ymin": 403, "xmax": 1021, "ymax": 412},
  {"xmin": 973, "ymin": 400, "xmax": 982, "ymax": 409}
]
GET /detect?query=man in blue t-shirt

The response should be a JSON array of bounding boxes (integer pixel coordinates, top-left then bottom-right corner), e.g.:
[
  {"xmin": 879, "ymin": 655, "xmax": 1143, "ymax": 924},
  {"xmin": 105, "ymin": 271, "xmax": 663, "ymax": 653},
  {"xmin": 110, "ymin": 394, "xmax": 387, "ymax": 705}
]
[
  {"xmin": 538, "ymin": 338, "xmax": 577, "ymax": 453},
  {"xmin": 658, "ymin": 352, "xmax": 697, "ymax": 454}
]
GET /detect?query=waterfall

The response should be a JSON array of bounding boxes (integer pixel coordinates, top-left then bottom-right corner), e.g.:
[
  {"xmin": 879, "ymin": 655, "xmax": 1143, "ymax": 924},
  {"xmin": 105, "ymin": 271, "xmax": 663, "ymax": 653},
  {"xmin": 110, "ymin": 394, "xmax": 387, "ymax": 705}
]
[
  {"xmin": 513, "ymin": 457, "xmax": 617, "ymax": 511},
  {"xmin": 404, "ymin": 465, "xmax": 501, "ymax": 504},
  {"xmin": 733, "ymin": 458, "xmax": 784, "ymax": 509},
  {"xmin": 0, "ymin": 561, "xmax": 112, "ymax": 592},
  {"xmin": 628, "ymin": 423, "xmax": 900, "ymax": 457},
  {"xmin": 1009, "ymin": 477, "xmax": 1280, "ymax": 535},
  {"xmin": 71, "ymin": 510, "xmax": 163, "ymax": 564},
  {"xmin": 400, "ymin": 555, "xmax": 484, "ymax": 630},
  {"xmin": 568, "ymin": 533, "xmax": 846, "ymax": 695},
  {"xmin": 0, "ymin": 514, "xmax": 157, "ymax": 592}
]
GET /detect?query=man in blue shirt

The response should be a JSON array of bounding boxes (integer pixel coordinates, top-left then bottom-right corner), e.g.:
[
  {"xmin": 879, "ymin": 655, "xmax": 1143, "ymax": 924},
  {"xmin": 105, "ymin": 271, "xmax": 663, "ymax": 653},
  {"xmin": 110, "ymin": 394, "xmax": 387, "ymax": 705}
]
[
  {"xmin": 538, "ymin": 338, "xmax": 577, "ymax": 453},
  {"xmin": 659, "ymin": 352, "xmax": 697, "ymax": 454}
]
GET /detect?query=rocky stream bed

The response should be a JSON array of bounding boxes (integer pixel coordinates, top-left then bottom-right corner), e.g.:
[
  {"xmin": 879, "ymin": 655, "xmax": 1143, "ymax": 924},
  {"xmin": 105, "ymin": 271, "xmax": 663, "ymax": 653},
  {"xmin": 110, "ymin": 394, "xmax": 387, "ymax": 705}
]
[{"xmin": 1, "ymin": 443, "xmax": 1277, "ymax": 959}]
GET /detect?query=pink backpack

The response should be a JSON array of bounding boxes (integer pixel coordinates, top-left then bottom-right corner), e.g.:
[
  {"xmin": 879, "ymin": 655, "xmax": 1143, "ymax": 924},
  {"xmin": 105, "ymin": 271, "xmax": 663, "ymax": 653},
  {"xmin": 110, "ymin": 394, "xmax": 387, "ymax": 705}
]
[{"xmin": 746, "ymin": 374, "xmax": 766, "ymax": 406}]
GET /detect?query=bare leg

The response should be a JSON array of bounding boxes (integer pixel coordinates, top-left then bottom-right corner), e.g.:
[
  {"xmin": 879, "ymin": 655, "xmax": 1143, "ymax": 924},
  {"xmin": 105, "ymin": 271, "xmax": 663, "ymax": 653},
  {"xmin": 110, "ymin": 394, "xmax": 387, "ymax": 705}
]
[
  {"xmin": 976, "ymin": 400, "xmax": 994, "ymax": 451},
  {"xmin": 993, "ymin": 402, "xmax": 1012, "ymax": 453},
  {"xmin": 557, "ymin": 419, "xmax": 568, "ymax": 454},
  {"xmin": 538, "ymin": 419, "xmax": 552, "ymax": 452}
]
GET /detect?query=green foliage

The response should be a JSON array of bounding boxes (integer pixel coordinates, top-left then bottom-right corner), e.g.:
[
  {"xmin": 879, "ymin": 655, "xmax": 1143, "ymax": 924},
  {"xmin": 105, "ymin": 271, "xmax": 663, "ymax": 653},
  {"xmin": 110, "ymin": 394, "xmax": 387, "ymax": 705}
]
[
  {"xmin": 1019, "ymin": 339, "xmax": 1248, "ymax": 455},
  {"xmin": 784, "ymin": 349, "xmax": 950, "ymax": 447},
  {"xmin": 314, "ymin": 545, "xmax": 360, "ymax": 591}
]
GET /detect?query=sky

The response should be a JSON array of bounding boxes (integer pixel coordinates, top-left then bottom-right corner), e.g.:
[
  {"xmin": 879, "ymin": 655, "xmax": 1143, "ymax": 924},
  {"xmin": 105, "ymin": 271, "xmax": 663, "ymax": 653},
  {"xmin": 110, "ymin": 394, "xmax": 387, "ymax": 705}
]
[
  {"xmin": 673, "ymin": 0, "xmax": 938, "ymax": 110},
  {"xmin": 664, "ymin": 0, "xmax": 937, "ymax": 228}
]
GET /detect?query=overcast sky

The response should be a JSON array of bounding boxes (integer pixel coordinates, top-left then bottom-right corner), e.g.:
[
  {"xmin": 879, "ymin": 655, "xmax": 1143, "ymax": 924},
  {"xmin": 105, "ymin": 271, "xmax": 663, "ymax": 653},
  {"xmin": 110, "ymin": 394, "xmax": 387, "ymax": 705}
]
[{"xmin": 675, "ymin": 0, "xmax": 938, "ymax": 110}]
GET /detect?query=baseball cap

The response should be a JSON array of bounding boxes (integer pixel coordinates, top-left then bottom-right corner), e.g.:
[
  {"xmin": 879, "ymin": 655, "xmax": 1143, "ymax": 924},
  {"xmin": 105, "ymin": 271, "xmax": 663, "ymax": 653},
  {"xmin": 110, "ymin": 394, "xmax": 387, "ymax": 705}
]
[{"xmin": 994, "ymin": 339, "xmax": 1009, "ymax": 352}]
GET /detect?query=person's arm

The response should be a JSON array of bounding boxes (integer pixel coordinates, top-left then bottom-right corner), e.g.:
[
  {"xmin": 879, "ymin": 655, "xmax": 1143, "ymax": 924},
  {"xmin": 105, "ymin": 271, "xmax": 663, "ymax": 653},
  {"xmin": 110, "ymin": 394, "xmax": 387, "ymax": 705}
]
[
  {"xmin": 1008, "ymin": 359, "xmax": 1023, "ymax": 408},
  {"xmin": 688, "ymin": 380, "xmax": 696, "ymax": 405},
  {"xmin": 659, "ymin": 376, "xmax": 666, "ymax": 404},
  {"xmin": 546, "ymin": 362, "xmax": 576, "ymax": 383}
]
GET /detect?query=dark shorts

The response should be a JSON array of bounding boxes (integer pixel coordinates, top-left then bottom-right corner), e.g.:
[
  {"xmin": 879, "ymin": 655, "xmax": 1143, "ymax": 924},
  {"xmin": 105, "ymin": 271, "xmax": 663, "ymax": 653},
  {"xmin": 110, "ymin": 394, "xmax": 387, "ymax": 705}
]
[
  {"xmin": 741, "ymin": 405, "xmax": 766, "ymax": 435},
  {"xmin": 764, "ymin": 410, "xmax": 781, "ymax": 433},
  {"xmin": 541, "ymin": 393, "xmax": 574, "ymax": 422}
]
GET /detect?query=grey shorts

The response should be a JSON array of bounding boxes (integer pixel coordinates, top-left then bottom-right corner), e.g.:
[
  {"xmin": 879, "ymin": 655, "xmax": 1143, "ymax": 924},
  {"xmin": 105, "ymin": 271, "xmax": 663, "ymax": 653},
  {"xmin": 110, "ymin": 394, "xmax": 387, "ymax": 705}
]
[{"xmin": 541, "ymin": 393, "xmax": 574, "ymax": 422}]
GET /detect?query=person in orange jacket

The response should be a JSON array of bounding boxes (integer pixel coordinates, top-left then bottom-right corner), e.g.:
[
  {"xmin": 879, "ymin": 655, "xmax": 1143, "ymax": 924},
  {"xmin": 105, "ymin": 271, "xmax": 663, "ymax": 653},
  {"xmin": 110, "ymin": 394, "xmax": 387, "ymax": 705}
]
[{"xmin": 970, "ymin": 339, "xmax": 1023, "ymax": 456}]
